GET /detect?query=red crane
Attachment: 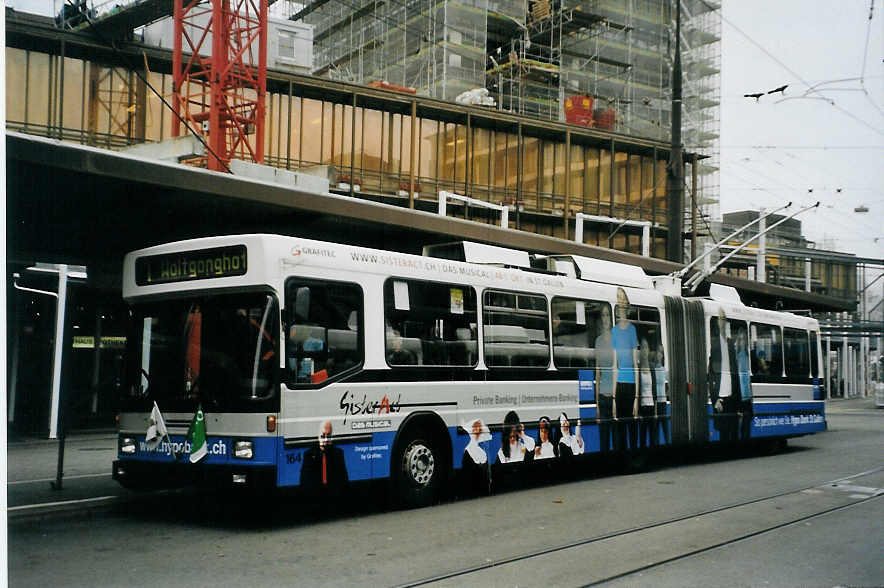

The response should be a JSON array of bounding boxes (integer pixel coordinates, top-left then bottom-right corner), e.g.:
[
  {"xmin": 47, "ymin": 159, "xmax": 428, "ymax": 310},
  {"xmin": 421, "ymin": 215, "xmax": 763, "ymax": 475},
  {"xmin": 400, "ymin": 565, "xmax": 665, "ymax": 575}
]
[{"xmin": 171, "ymin": 0, "xmax": 267, "ymax": 171}]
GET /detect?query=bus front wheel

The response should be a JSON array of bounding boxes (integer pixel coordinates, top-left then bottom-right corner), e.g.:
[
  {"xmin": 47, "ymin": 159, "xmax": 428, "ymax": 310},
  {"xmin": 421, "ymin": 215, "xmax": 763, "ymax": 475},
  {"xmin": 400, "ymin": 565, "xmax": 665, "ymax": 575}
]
[{"xmin": 392, "ymin": 432, "xmax": 444, "ymax": 508}]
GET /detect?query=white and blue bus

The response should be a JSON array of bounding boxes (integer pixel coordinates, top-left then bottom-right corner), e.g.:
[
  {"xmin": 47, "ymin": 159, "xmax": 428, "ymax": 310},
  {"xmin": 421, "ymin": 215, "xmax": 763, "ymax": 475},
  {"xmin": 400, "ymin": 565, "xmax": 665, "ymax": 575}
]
[{"xmin": 113, "ymin": 234, "xmax": 826, "ymax": 505}]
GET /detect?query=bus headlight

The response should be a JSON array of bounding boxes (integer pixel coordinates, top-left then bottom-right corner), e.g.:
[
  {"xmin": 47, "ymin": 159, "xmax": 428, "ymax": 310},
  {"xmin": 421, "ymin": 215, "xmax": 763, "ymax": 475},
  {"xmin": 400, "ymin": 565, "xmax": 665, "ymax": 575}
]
[
  {"xmin": 234, "ymin": 440, "xmax": 254, "ymax": 459},
  {"xmin": 120, "ymin": 437, "xmax": 136, "ymax": 454}
]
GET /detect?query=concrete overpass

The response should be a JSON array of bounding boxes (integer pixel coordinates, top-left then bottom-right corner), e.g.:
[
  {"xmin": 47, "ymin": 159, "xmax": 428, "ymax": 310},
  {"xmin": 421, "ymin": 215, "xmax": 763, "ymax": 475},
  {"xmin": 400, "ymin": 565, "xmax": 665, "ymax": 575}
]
[{"xmin": 7, "ymin": 131, "xmax": 854, "ymax": 312}]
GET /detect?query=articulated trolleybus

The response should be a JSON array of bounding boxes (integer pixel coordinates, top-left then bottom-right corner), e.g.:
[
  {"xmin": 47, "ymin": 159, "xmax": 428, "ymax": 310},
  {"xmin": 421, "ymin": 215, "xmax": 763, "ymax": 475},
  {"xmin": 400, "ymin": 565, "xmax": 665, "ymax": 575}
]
[{"xmin": 114, "ymin": 234, "xmax": 826, "ymax": 505}]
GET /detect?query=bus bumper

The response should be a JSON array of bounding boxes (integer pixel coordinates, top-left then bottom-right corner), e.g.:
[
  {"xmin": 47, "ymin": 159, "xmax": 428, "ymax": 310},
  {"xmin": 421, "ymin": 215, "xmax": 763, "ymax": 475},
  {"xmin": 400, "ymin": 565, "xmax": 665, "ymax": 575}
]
[{"xmin": 113, "ymin": 459, "xmax": 277, "ymax": 490}]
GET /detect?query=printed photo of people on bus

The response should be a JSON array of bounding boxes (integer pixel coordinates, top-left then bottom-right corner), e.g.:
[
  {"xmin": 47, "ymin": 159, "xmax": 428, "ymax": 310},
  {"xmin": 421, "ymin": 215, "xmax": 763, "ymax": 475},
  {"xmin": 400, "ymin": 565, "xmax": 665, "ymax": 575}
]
[
  {"xmin": 301, "ymin": 420, "xmax": 349, "ymax": 497},
  {"xmin": 460, "ymin": 417, "xmax": 492, "ymax": 495}
]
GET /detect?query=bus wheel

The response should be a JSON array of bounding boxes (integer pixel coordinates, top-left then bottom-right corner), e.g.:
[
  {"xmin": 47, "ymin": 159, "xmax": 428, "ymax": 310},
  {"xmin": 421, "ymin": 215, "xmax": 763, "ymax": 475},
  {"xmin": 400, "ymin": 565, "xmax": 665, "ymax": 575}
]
[{"xmin": 393, "ymin": 433, "xmax": 443, "ymax": 508}]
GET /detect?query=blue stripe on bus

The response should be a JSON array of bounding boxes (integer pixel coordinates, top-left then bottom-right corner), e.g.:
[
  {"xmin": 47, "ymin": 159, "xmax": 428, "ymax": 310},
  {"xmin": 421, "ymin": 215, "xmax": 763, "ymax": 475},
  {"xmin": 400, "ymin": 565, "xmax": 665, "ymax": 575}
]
[
  {"xmin": 277, "ymin": 431, "xmax": 396, "ymax": 487},
  {"xmin": 707, "ymin": 400, "xmax": 826, "ymax": 441},
  {"xmin": 120, "ymin": 435, "xmax": 280, "ymax": 466},
  {"xmin": 274, "ymin": 399, "xmax": 828, "ymax": 487}
]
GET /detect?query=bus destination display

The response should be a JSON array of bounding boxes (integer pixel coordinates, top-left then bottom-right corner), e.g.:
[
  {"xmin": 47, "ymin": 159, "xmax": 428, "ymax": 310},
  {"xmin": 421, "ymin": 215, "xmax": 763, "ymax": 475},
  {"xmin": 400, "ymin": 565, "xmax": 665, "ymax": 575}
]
[{"xmin": 135, "ymin": 245, "xmax": 247, "ymax": 285}]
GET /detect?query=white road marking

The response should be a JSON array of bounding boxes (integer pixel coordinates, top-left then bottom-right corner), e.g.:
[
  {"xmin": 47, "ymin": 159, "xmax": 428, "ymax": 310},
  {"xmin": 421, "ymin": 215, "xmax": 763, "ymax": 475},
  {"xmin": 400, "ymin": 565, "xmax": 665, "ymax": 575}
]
[
  {"xmin": 7, "ymin": 473, "xmax": 112, "ymax": 485},
  {"xmin": 8, "ymin": 495, "xmax": 117, "ymax": 512}
]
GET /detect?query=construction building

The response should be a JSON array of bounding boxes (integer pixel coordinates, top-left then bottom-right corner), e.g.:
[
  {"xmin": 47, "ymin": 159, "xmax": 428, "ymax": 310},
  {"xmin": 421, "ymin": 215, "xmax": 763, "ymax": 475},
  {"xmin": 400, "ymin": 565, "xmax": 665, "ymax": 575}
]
[{"xmin": 294, "ymin": 0, "xmax": 721, "ymax": 221}]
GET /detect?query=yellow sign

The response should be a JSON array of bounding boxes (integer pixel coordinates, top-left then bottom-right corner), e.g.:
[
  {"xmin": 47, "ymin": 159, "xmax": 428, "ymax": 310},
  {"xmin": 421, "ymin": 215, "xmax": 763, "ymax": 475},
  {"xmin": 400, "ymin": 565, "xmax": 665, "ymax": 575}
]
[{"xmin": 72, "ymin": 336, "xmax": 127, "ymax": 349}]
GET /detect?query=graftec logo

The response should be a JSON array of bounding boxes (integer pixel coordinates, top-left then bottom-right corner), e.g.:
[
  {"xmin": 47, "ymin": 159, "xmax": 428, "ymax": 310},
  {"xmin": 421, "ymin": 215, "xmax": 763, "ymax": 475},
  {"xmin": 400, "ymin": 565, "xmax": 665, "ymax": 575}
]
[
  {"xmin": 340, "ymin": 391, "xmax": 402, "ymax": 425},
  {"xmin": 291, "ymin": 245, "xmax": 336, "ymax": 258}
]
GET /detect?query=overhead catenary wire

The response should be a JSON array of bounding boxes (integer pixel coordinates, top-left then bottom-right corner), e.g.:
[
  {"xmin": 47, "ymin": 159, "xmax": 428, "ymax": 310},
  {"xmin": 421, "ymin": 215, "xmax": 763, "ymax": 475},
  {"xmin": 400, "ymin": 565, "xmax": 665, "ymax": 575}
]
[{"xmin": 701, "ymin": 0, "xmax": 884, "ymax": 137}]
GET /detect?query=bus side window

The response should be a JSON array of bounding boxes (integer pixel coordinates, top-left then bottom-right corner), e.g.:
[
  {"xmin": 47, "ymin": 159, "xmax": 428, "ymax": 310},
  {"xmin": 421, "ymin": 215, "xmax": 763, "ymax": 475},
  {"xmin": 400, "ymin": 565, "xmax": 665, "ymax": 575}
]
[
  {"xmin": 383, "ymin": 279, "xmax": 478, "ymax": 367},
  {"xmin": 550, "ymin": 297, "xmax": 609, "ymax": 369},
  {"xmin": 285, "ymin": 279, "xmax": 363, "ymax": 385},
  {"xmin": 751, "ymin": 322, "xmax": 783, "ymax": 378},
  {"xmin": 483, "ymin": 290, "xmax": 549, "ymax": 368},
  {"xmin": 784, "ymin": 327, "xmax": 810, "ymax": 380}
]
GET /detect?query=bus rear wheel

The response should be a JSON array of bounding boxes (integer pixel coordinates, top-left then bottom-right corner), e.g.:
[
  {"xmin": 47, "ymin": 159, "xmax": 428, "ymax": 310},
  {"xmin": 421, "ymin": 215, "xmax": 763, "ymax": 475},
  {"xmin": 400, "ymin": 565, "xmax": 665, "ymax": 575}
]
[{"xmin": 393, "ymin": 433, "xmax": 444, "ymax": 508}]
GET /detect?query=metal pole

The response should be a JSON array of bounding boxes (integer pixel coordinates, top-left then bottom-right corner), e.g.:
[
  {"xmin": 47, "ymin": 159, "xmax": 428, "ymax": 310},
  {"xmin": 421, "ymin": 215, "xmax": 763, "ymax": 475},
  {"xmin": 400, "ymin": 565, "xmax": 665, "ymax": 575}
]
[
  {"xmin": 665, "ymin": 0, "xmax": 684, "ymax": 263},
  {"xmin": 564, "ymin": 130, "xmax": 571, "ymax": 239},
  {"xmin": 49, "ymin": 264, "xmax": 68, "ymax": 439},
  {"xmin": 8, "ymin": 295, "xmax": 21, "ymax": 424},
  {"xmin": 861, "ymin": 264, "xmax": 867, "ymax": 396},
  {"xmin": 691, "ymin": 153, "xmax": 698, "ymax": 262},
  {"xmin": 51, "ymin": 264, "xmax": 70, "ymax": 491},
  {"xmin": 409, "ymin": 100, "xmax": 416, "ymax": 208}
]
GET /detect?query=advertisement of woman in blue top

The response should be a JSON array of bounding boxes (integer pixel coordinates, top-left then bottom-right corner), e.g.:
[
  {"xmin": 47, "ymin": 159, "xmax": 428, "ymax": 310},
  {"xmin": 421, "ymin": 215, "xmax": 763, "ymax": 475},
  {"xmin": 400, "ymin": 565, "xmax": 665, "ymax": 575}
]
[
  {"xmin": 612, "ymin": 287, "xmax": 639, "ymax": 451},
  {"xmin": 654, "ymin": 344, "xmax": 670, "ymax": 445},
  {"xmin": 594, "ymin": 304, "xmax": 616, "ymax": 453}
]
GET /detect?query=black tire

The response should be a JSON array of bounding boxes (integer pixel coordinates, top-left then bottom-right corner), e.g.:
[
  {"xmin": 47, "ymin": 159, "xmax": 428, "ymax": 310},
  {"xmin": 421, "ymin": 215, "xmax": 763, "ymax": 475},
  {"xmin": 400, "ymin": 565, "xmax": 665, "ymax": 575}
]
[
  {"xmin": 757, "ymin": 437, "xmax": 788, "ymax": 455},
  {"xmin": 392, "ymin": 431, "xmax": 445, "ymax": 508}
]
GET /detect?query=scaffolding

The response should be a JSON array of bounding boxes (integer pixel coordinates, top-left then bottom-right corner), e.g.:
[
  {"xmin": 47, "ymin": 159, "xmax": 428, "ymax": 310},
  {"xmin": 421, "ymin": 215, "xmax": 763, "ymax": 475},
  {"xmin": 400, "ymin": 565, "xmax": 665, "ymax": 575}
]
[
  {"xmin": 301, "ymin": 0, "xmax": 491, "ymax": 102},
  {"xmin": 285, "ymin": 0, "xmax": 720, "ymax": 221}
]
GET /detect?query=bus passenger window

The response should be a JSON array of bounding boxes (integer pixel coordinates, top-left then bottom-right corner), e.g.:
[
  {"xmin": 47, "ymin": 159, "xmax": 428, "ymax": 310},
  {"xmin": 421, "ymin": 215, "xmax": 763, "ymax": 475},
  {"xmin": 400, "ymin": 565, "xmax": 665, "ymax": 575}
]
[
  {"xmin": 285, "ymin": 279, "xmax": 363, "ymax": 385},
  {"xmin": 550, "ymin": 297, "xmax": 609, "ymax": 369},
  {"xmin": 750, "ymin": 323, "xmax": 783, "ymax": 378},
  {"xmin": 784, "ymin": 327, "xmax": 810, "ymax": 379},
  {"xmin": 383, "ymin": 279, "xmax": 478, "ymax": 367},
  {"xmin": 809, "ymin": 331, "xmax": 820, "ymax": 378},
  {"xmin": 483, "ymin": 290, "xmax": 548, "ymax": 368}
]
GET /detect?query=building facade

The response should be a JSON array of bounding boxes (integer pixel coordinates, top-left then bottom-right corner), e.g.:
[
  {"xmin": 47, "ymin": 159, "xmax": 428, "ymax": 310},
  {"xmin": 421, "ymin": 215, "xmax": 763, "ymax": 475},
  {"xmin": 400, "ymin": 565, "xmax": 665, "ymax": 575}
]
[{"xmin": 296, "ymin": 0, "xmax": 721, "ymax": 220}]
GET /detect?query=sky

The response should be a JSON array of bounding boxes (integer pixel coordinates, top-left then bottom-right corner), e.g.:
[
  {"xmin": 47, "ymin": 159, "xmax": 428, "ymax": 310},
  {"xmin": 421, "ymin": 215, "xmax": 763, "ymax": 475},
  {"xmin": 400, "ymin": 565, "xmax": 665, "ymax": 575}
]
[
  {"xmin": 6, "ymin": 0, "xmax": 883, "ymax": 264},
  {"xmin": 718, "ymin": 0, "xmax": 883, "ymax": 264}
]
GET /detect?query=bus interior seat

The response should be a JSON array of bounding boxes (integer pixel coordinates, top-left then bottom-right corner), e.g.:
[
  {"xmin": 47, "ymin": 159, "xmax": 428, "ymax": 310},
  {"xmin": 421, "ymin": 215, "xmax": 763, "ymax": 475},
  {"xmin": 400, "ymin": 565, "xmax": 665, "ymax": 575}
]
[
  {"xmin": 400, "ymin": 337, "xmax": 423, "ymax": 364},
  {"xmin": 524, "ymin": 328, "xmax": 548, "ymax": 344},
  {"xmin": 328, "ymin": 328, "xmax": 357, "ymax": 351},
  {"xmin": 484, "ymin": 324, "xmax": 530, "ymax": 343}
]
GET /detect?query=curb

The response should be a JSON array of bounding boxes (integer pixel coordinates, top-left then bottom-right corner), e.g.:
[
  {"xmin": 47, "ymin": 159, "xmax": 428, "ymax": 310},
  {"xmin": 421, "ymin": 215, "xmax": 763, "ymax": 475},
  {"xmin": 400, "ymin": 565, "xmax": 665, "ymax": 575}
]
[{"xmin": 7, "ymin": 495, "xmax": 125, "ymax": 525}]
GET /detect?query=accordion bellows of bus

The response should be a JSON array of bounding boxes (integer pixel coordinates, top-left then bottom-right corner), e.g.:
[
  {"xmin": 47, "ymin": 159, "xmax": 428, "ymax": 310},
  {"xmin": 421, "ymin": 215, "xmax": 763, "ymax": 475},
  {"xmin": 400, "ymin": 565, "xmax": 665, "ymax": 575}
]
[{"xmin": 113, "ymin": 234, "xmax": 826, "ymax": 505}]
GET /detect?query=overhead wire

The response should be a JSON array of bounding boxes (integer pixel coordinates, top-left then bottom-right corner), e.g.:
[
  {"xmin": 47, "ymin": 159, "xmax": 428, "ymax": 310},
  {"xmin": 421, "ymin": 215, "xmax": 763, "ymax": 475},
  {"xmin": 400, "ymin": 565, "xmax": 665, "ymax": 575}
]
[
  {"xmin": 700, "ymin": 0, "xmax": 884, "ymax": 137},
  {"xmin": 859, "ymin": 0, "xmax": 884, "ymax": 120}
]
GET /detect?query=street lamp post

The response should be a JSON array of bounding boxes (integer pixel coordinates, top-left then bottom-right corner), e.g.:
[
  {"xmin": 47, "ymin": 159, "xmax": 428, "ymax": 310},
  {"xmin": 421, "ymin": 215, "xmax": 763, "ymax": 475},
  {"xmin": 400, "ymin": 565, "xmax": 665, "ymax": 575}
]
[{"xmin": 13, "ymin": 263, "xmax": 88, "ymax": 490}]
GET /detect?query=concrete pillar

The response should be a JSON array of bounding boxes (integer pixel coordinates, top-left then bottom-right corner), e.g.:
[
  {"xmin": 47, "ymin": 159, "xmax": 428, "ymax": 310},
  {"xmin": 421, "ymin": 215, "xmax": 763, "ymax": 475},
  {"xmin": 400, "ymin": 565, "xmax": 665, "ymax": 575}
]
[
  {"xmin": 805, "ymin": 258, "xmax": 812, "ymax": 292},
  {"xmin": 825, "ymin": 336, "xmax": 831, "ymax": 400},
  {"xmin": 756, "ymin": 213, "xmax": 766, "ymax": 283},
  {"xmin": 842, "ymin": 336, "xmax": 848, "ymax": 397},
  {"xmin": 859, "ymin": 338, "xmax": 866, "ymax": 397}
]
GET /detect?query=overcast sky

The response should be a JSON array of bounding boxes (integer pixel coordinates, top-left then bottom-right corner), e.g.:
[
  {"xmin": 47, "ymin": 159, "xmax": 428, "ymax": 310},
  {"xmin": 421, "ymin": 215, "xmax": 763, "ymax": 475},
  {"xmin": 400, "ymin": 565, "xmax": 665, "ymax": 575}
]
[{"xmin": 719, "ymin": 0, "xmax": 883, "ymax": 264}]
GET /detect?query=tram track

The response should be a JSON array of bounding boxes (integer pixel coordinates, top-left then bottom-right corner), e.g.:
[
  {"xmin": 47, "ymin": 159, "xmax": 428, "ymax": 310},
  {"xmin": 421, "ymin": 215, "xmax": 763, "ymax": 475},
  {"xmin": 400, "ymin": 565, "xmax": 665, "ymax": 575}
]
[{"xmin": 397, "ymin": 466, "xmax": 884, "ymax": 588}]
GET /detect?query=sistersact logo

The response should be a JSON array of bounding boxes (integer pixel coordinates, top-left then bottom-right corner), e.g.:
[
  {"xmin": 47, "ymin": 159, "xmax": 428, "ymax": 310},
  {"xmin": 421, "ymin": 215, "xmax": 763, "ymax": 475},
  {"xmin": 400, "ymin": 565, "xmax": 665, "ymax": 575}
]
[{"xmin": 339, "ymin": 391, "xmax": 402, "ymax": 425}]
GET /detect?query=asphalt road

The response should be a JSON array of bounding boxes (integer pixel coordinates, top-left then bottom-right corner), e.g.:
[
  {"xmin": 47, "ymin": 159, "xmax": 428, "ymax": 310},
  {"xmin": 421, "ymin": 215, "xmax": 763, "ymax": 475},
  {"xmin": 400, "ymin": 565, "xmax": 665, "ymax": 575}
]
[{"xmin": 7, "ymin": 399, "xmax": 883, "ymax": 587}]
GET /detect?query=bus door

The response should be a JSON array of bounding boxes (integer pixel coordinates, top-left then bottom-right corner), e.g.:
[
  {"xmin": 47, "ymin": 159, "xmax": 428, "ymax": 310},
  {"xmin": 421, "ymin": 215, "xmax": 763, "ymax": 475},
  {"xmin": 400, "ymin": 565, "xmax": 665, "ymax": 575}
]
[{"xmin": 664, "ymin": 297, "xmax": 708, "ymax": 444}]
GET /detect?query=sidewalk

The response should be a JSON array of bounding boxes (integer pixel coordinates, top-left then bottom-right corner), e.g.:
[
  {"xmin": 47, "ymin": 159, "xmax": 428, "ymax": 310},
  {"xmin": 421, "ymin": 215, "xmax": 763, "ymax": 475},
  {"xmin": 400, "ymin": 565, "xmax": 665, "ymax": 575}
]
[
  {"xmin": 6, "ymin": 431, "xmax": 125, "ymax": 521},
  {"xmin": 825, "ymin": 391, "xmax": 882, "ymax": 413}
]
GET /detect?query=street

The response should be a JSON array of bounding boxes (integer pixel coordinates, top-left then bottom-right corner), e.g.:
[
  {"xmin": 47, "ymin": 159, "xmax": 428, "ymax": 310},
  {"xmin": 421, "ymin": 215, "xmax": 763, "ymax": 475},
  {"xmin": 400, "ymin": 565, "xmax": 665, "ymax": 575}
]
[{"xmin": 7, "ymin": 398, "xmax": 883, "ymax": 587}]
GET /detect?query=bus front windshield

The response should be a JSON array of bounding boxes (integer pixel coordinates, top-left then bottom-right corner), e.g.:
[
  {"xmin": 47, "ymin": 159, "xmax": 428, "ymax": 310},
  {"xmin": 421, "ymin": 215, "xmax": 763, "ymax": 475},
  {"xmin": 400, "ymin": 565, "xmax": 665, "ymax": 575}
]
[{"xmin": 124, "ymin": 292, "xmax": 279, "ymax": 413}]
